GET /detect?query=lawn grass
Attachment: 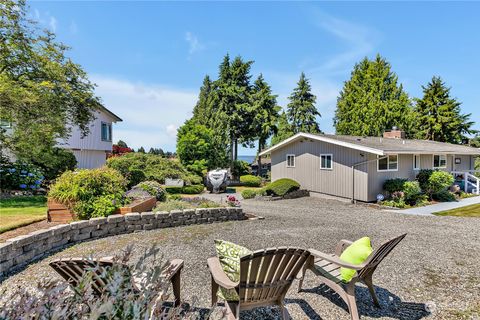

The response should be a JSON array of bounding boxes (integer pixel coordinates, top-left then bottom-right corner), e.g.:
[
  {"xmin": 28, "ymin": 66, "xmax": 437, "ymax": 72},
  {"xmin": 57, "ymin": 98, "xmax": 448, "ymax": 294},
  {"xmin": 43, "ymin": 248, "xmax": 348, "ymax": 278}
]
[
  {"xmin": 434, "ymin": 203, "xmax": 480, "ymax": 217},
  {"xmin": 226, "ymin": 186, "xmax": 264, "ymax": 193},
  {"xmin": 0, "ymin": 196, "xmax": 47, "ymax": 233}
]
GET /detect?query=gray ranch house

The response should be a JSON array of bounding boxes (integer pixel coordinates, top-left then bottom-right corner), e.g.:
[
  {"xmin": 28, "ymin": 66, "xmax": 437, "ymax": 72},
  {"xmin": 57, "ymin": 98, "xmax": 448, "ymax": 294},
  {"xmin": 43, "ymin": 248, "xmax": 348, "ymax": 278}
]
[{"xmin": 259, "ymin": 129, "xmax": 480, "ymax": 202}]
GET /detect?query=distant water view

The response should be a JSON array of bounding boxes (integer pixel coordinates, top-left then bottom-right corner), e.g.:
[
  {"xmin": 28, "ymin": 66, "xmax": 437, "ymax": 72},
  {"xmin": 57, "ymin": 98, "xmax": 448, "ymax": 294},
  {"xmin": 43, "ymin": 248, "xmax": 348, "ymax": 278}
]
[{"xmin": 237, "ymin": 155, "xmax": 255, "ymax": 164}]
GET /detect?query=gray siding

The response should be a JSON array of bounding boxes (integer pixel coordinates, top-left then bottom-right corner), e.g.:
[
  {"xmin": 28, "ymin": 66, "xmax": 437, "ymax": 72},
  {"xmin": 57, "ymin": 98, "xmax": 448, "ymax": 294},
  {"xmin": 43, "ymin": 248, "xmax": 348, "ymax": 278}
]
[
  {"xmin": 272, "ymin": 140, "xmax": 478, "ymax": 202},
  {"xmin": 271, "ymin": 139, "xmax": 369, "ymax": 201}
]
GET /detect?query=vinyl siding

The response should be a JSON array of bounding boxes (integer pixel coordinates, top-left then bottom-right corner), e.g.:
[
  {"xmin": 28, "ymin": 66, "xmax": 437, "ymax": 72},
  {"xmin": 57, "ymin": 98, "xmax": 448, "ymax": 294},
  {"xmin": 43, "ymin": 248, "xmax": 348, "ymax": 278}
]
[
  {"xmin": 72, "ymin": 150, "xmax": 107, "ymax": 169},
  {"xmin": 57, "ymin": 110, "xmax": 116, "ymax": 152},
  {"xmin": 271, "ymin": 139, "xmax": 369, "ymax": 201}
]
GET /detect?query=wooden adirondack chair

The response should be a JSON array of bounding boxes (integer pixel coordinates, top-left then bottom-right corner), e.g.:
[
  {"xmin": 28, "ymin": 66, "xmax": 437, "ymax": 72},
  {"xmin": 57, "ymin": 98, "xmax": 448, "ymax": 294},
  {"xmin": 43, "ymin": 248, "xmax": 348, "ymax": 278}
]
[
  {"xmin": 49, "ymin": 257, "xmax": 184, "ymax": 307},
  {"xmin": 298, "ymin": 234, "xmax": 407, "ymax": 320},
  {"xmin": 207, "ymin": 247, "xmax": 310, "ymax": 320}
]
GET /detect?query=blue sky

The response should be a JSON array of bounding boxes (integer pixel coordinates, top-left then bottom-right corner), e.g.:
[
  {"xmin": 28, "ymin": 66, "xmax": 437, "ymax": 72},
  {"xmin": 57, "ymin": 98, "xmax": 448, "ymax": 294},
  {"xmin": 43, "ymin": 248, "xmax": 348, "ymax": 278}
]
[{"xmin": 30, "ymin": 1, "xmax": 480, "ymax": 155}]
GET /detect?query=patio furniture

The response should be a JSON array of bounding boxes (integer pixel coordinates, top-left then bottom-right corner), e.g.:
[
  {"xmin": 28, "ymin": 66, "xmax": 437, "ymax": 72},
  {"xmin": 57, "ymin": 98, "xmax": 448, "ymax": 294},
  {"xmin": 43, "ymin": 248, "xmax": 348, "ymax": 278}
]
[
  {"xmin": 208, "ymin": 247, "xmax": 310, "ymax": 320},
  {"xmin": 49, "ymin": 257, "xmax": 184, "ymax": 307},
  {"xmin": 298, "ymin": 234, "xmax": 407, "ymax": 320}
]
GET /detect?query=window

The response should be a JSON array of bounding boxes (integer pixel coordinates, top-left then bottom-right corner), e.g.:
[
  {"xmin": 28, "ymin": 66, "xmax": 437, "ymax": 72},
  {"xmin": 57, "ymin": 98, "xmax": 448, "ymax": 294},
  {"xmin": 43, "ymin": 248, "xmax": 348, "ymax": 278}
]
[
  {"xmin": 101, "ymin": 122, "xmax": 112, "ymax": 141},
  {"xmin": 377, "ymin": 154, "xmax": 398, "ymax": 171},
  {"xmin": 433, "ymin": 154, "xmax": 447, "ymax": 169},
  {"xmin": 286, "ymin": 154, "xmax": 295, "ymax": 167},
  {"xmin": 320, "ymin": 154, "xmax": 333, "ymax": 170},
  {"xmin": 413, "ymin": 154, "xmax": 420, "ymax": 170}
]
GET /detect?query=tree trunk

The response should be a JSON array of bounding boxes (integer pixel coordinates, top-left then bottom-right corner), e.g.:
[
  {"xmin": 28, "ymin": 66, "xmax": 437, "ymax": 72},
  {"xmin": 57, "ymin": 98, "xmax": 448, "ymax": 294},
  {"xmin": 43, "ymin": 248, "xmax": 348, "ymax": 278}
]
[
  {"xmin": 257, "ymin": 139, "xmax": 264, "ymax": 177},
  {"xmin": 234, "ymin": 139, "xmax": 238, "ymax": 161}
]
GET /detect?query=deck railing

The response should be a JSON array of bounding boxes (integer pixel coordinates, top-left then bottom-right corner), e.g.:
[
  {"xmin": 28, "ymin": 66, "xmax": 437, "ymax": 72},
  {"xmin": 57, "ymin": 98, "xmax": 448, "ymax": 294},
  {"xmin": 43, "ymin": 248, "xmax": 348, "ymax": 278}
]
[{"xmin": 451, "ymin": 171, "xmax": 480, "ymax": 195}]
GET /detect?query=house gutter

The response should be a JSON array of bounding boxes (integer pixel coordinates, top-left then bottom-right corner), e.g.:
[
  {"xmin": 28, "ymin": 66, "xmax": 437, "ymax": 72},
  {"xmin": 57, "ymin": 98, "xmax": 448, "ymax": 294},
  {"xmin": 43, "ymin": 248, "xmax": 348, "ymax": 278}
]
[{"xmin": 351, "ymin": 155, "xmax": 388, "ymax": 204}]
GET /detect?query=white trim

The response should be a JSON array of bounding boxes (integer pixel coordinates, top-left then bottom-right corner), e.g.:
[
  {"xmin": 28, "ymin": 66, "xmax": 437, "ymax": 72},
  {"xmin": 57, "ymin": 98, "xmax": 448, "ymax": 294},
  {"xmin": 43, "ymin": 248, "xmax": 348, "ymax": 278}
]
[
  {"xmin": 432, "ymin": 154, "xmax": 447, "ymax": 169},
  {"xmin": 413, "ymin": 154, "xmax": 420, "ymax": 170},
  {"xmin": 320, "ymin": 154, "xmax": 333, "ymax": 170},
  {"xmin": 259, "ymin": 133, "xmax": 385, "ymax": 156},
  {"xmin": 377, "ymin": 154, "xmax": 398, "ymax": 172},
  {"xmin": 286, "ymin": 154, "xmax": 295, "ymax": 168}
]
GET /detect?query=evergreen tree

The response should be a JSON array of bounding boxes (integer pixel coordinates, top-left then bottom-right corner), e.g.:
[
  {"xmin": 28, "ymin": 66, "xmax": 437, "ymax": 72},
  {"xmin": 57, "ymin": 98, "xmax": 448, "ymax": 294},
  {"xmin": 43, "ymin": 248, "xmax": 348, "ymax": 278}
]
[
  {"xmin": 334, "ymin": 54, "xmax": 413, "ymax": 137},
  {"xmin": 414, "ymin": 76, "xmax": 475, "ymax": 143},
  {"xmin": 148, "ymin": 147, "xmax": 164, "ymax": 156},
  {"xmin": 192, "ymin": 75, "xmax": 213, "ymax": 125},
  {"xmin": 287, "ymin": 73, "xmax": 321, "ymax": 134},
  {"xmin": 250, "ymin": 74, "xmax": 280, "ymax": 175},
  {"xmin": 116, "ymin": 140, "xmax": 128, "ymax": 148},
  {"xmin": 137, "ymin": 147, "xmax": 145, "ymax": 153},
  {"xmin": 271, "ymin": 112, "xmax": 294, "ymax": 146}
]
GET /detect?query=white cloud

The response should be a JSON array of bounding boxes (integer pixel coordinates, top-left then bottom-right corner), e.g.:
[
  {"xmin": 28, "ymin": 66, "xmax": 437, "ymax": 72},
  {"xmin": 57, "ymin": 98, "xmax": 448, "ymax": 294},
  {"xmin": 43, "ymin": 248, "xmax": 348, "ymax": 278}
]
[
  {"xmin": 49, "ymin": 16, "xmax": 57, "ymax": 32},
  {"xmin": 91, "ymin": 75, "xmax": 197, "ymax": 151},
  {"xmin": 185, "ymin": 31, "xmax": 205, "ymax": 57},
  {"xmin": 310, "ymin": 10, "xmax": 380, "ymax": 75},
  {"xmin": 69, "ymin": 21, "xmax": 78, "ymax": 34}
]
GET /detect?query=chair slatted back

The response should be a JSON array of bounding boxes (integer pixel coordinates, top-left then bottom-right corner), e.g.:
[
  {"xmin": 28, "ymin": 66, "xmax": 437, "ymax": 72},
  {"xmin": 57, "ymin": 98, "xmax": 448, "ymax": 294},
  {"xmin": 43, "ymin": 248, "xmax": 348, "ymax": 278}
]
[
  {"xmin": 238, "ymin": 248, "xmax": 310, "ymax": 304},
  {"xmin": 358, "ymin": 234, "xmax": 407, "ymax": 278},
  {"xmin": 50, "ymin": 258, "xmax": 122, "ymax": 296}
]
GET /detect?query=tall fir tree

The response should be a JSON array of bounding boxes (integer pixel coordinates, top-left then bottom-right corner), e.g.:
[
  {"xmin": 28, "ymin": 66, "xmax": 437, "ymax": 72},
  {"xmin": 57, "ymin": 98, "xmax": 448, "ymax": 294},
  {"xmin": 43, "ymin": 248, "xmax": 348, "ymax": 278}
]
[
  {"xmin": 287, "ymin": 73, "xmax": 321, "ymax": 134},
  {"xmin": 192, "ymin": 75, "xmax": 213, "ymax": 125},
  {"xmin": 414, "ymin": 76, "xmax": 475, "ymax": 143},
  {"xmin": 250, "ymin": 74, "xmax": 280, "ymax": 175},
  {"xmin": 334, "ymin": 54, "xmax": 413, "ymax": 137},
  {"xmin": 271, "ymin": 112, "xmax": 294, "ymax": 146}
]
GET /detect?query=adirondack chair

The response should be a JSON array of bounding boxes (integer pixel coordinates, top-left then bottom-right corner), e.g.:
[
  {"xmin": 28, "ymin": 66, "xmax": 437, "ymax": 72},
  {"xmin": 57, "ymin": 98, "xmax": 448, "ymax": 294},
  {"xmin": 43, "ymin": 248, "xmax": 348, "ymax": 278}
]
[
  {"xmin": 298, "ymin": 234, "xmax": 406, "ymax": 320},
  {"xmin": 207, "ymin": 247, "xmax": 310, "ymax": 320},
  {"xmin": 49, "ymin": 257, "xmax": 184, "ymax": 307}
]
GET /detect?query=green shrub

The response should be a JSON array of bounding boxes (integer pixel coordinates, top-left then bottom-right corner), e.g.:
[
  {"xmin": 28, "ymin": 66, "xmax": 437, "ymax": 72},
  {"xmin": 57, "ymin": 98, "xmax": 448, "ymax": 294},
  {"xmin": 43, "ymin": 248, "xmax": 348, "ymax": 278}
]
[
  {"xmin": 433, "ymin": 190, "xmax": 457, "ymax": 202},
  {"xmin": 181, "ymin": 184, "xmax": 204, "ymax": 194},
  {"xmin": 264, "ymin": 178, "xmax": 300, "ymax": 197},
  {"xmin": 383, "ymin": 178, "xmax": 407, "ymax": 194},
  {"xmin": 0, "ymin": 155, "xmax": 44, "ymax": 191},
  {"xmin": 232, "ymin": 160, "xmax": 250, "ymax": 178},
  {"xmin": 135, "ymin": 181, "xmax": 166, "ymax": 201},
  {"xmin": 168, "ymin": 194, "xmax": 182, "ymax": 200},
  {"xmin": 241, "ymin": 189, "xmax": 257, "ymax": 199},
  {"xmin": 403, "ymin": 181, "xmax": 421, "ymax": 199},
  {"xmin": 106, "ymin": 153, "xmax": 201, "ymax": 188},
  {"xmin": 240, "ymin": 175, "xmax": 262, "ymax": 187},
  {"xmin": 416, "ymin": 169, "xmax": 434, "ymax": 191},
  {"xmin": 428, "ymin": 171, "xmax": 454, "ymax": 195},
  {"xmin": 48, "ymin": 167, "xmax": 126, "ymax": 219},
  {"xmin": 381, "ymin": 199, "xmax": 408, "ymax": 208},
  {"xmin": 28, "ymin": 147, "xmax": 77, "ymax": 181},
  {"xmin": 165, "ymin": 185, "xmax": 204, "ymax": 194}
]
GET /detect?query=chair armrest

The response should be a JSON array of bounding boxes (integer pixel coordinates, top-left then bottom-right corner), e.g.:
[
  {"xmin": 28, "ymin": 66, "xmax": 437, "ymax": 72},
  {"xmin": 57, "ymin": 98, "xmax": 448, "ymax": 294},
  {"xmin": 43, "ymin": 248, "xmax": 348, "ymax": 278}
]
[
  {"xmin": 161, "ymin": 259, "xmax": 184, "ymax": 281},
  {"xmin": 335, "ymin": 239, "xmax": 353, "ymax": 256},
  {"xmin": 207, "ymin": 257, "xmax": 238, "ymax": 290},
  {"xmin": 308, "ymin": 249, "xmax": 365, "ymax": 270}
]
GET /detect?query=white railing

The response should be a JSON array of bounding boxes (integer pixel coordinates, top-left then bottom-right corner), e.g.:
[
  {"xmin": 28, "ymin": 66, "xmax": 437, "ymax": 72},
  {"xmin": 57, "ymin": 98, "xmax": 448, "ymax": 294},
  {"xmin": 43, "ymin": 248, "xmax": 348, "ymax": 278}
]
[{"xmin": 451, "ymin": 171, "xmax": 480, "ymax": 195}]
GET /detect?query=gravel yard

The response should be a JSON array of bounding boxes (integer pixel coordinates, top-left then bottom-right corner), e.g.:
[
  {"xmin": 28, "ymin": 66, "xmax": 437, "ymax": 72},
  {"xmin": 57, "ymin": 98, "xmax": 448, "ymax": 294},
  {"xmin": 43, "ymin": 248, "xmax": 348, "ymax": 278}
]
[{"xmin": 1, "ymin": 197, "xmax": 479, "ymax": 319}]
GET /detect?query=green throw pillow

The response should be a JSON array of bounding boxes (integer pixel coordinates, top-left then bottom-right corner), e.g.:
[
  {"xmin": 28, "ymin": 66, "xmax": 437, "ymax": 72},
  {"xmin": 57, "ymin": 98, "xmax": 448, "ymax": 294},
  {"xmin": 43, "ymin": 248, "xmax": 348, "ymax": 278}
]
[
  {"xmin": 339, "ymin": 237, "xmax": 373, "ymax": 282},
  {"xmin": 214, "ymin": 239, "xmax": 252, "ymax": 301}
]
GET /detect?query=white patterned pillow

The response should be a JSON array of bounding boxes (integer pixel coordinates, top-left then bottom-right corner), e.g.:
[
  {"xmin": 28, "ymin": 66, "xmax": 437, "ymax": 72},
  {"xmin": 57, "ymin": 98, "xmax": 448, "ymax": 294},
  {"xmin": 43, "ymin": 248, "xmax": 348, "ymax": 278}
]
[{"xmin": 214, "ymin": 239, "xmax": 252, "ymax": 301}]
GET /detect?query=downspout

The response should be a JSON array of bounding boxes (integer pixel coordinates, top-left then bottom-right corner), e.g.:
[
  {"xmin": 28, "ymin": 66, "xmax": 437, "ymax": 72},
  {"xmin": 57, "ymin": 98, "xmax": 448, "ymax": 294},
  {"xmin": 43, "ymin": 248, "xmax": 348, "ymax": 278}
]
[{"xmin": 351, "ymin": 155, "xmax": 389, "ymax": 204}]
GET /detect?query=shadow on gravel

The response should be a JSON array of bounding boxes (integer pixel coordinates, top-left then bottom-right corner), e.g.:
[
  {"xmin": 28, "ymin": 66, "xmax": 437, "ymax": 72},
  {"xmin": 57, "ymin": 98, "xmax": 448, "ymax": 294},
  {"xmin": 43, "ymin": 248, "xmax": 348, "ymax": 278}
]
[{"xmin": 301, "ymin": 284, "xmax": 431, "ymax": 320}]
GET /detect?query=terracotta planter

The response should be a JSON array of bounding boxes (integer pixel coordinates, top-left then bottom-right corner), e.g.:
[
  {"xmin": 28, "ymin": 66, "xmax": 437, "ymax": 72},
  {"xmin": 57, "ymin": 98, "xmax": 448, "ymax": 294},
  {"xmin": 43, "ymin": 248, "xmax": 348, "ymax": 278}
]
[
  {"xmin": 115, "ymin": 197, "xmax": 156, "ymax": 215},
  {"xmin": 47, "ymin": 198, "xmax": 76, "ymax": 223}
]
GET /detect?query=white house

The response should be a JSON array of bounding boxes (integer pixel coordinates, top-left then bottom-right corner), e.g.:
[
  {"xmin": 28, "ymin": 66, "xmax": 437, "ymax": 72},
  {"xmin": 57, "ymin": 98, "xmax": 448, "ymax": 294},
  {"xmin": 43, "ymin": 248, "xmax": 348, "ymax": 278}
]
[{"xmin": 57, "ymin": 106, "xmax": 122, "ymax": 169}]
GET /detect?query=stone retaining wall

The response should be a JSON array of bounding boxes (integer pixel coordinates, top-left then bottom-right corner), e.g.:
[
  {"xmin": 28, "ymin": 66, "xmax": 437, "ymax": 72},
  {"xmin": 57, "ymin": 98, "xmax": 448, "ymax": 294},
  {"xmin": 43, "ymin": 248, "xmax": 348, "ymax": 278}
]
[{"xmin": 0, "ymin": 207, "xmax": 244, "ymax": 277}]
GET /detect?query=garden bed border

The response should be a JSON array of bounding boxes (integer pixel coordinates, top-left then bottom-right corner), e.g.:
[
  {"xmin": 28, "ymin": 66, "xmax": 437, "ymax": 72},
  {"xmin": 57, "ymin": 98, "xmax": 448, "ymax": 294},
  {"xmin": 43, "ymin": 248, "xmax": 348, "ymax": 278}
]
[{"xmin": 0, "ymin": 207, "xmax": 244, "ymax": 278}]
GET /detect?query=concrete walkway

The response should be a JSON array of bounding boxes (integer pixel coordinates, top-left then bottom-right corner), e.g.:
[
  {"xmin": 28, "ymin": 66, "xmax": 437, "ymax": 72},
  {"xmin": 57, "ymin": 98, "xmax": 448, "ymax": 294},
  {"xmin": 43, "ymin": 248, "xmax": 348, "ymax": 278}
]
[{"xmin": 386, "ymin": 195, "xmax": 480, "ymax": 216}]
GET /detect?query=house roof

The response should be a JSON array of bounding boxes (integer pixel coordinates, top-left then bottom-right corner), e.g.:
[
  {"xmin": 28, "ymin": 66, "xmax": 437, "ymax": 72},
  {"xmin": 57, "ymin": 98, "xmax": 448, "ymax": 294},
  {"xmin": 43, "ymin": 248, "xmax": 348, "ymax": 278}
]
[
  {"xmin": 98, "ymin": 105, "xmax": 122, "ymax": 122},
  {"xmin": 259, "ymin": 132, "xmax": 480, "ymax": 156}
]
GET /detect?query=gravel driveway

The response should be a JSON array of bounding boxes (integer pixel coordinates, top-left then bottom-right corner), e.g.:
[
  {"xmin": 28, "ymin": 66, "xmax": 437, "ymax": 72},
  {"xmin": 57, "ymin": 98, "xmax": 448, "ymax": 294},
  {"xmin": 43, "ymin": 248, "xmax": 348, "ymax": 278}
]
[{"xmin": 1, "ymin": 197, "xmax": 479, "ymax": 319}]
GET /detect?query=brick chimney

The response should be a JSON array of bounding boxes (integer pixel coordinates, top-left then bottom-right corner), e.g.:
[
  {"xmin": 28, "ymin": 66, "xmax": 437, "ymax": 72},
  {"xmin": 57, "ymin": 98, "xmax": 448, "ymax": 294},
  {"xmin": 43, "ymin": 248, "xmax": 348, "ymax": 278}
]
[{"xmin": 383, "ymin": 126, "xmax": 406, "ymax": 139}]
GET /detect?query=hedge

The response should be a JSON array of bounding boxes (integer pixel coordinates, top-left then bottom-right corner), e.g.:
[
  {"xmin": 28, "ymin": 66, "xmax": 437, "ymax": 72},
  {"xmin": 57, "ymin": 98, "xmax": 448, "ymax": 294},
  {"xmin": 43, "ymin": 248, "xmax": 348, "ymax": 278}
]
[
  {"xmin": 264, "ymin": 178, "xmax": 300, "ymax": 197},
  {"xmin": 240, "ymin": 175, "xmax": 262, "ymax": 187},
  {"xmin": 165, "ymin": 184, "xmax": 204, "ymax": 195}
]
